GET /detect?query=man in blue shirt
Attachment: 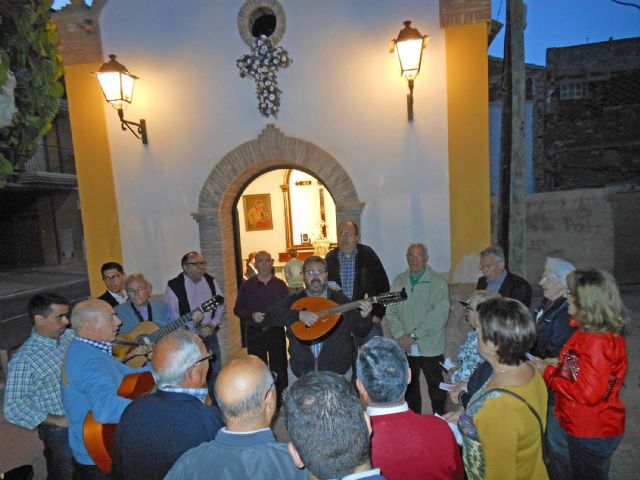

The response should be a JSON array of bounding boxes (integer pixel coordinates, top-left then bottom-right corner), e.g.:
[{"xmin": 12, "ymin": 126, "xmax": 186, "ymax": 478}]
[{"xmin": 62, "ymin": 299, "xmax": 148, "ymax": 479}]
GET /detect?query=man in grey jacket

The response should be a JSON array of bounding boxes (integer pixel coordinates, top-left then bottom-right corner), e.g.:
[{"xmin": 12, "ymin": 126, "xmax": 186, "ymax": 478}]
[{"xmin": 165, "ymin": 355, "xmax": 305, "ymax": 480}]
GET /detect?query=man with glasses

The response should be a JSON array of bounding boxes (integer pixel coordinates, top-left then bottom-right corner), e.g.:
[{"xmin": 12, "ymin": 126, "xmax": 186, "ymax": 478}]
[
  {"xmin": 166, "ymin": 355, "xmax": 305, "ymax": 480},
  {"xmin": 265, "ymin": 255, "xmax": 373, "ymax": 380},
  {"xmin": 115, "ymin": 272, "xmax": 171, "ymax": 333},
  {"xmin": 165, "ymin": 251, "xmax": 225, "ymax": 397},
  {"xmin": 325, "ymin": 220, "xmax": 390, "ymax": 344},
  {"xmin": 233, "ymin": 251, "xmax": 289, "ymax": 406},
  {"xmin": 112, "ymin": 330, "xmax": 223, "ymax": 480},
  {"xmin": 476, "ymin": 246, "xmax": 532, "ymax": 307},
  {"xmin": 97, "ymin": 262, "xmax": 127, "ymax": 308}
]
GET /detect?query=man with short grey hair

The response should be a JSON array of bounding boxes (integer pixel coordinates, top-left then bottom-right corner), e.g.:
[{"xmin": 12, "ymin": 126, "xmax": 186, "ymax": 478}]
[
  {"xmin": 356, "ymin": 337, "xmax": 463, "ymax": 480},
  {"xmin": 386, "ymin": 243, "xmax": 449, "ymax": 414},
  {"xmin": 166, "ymin": 355, "xmax": 305, "ymax": 480},
  {"xmin": 476, "ymin": 246, "xmax": 532, "ymax": 307},
  {"xmin": 112, "ymin": 330, "xmax": 223, "ymax": 480}
]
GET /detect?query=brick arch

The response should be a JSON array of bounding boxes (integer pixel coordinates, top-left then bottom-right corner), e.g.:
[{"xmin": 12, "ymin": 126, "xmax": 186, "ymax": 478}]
[{"xmin": 193, "ymin": 124, "xmax": 364, "ymax": 362}]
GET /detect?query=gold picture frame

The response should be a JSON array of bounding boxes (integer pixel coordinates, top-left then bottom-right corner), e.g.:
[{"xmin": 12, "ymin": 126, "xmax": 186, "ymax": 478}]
[{"xmin": 242, "ymin": 193, "xmax": 273, "ymax": 231}]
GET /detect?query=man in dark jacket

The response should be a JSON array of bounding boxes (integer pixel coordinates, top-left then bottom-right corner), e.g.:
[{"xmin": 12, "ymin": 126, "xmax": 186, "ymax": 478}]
[
  {"xmin": 476, "ymin": 246, "xmax": 532, "ymax": 307},
  {"xmin": 112, "ymin": 330, "xmax": 223, "ymax": 480},
  {"xmin": 97, "ymin": 261, "xmax": 127, "ymax": 307},
  {"xmin": 265, "ymin": 255, "xmax": 373, "ymax": 379},
  {"xmin": 325, "ymin": 220, "xmax": 389, "ymax": 345}
]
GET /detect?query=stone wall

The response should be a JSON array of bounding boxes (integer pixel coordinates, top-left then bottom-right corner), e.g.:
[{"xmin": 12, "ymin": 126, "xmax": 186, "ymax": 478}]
[
  {"xmin": 525, "ymin": 188, "xmax": 615, "ymax": 285},
  {"xmin": 539, "ymin": 38, "xmax": 640, "ymax": 191}
]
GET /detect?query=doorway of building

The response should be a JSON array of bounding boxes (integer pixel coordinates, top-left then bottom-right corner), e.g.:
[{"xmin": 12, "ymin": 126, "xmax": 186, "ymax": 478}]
[{"xmin": 233, "ymin": 167, "xmax": 337, "ymax": 286}]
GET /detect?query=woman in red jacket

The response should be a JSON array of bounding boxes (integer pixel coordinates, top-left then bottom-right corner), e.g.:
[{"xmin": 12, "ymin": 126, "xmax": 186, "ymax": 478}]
[{"xmin": 535, "ymin": 269, "xmax": 628, "ymax": 480}]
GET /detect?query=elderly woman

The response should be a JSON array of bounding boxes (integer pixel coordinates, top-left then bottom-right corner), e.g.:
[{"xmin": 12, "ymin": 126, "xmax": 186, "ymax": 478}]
[
  {"xmin": 531, "ymin": 257, "xmax": 576, "ymax": 359},
  {"xmin": 452, "ymin": 290, "xmax": 500, "ymax": 384},
  {"xmin": 459, "ymin": 298, "xmax": 548, "ymax": 480},
  {"xmin": 536, "ymin": 270, "xmax": 628, "ymax": 480}
]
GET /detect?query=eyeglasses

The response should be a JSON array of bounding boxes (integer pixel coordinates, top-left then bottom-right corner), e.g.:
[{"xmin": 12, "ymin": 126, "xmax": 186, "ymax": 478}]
[
  {"xmin": 479, "ymin": 263, "xmax": 497, "ymax": 271},
  {"xmin": 185, "ymin": 261, "xmax": 207, "ymax": 267},
  {"xmin": 304, "ymin": 269, "xmax": 326, "ymax": 276},
  {"xmin": 126, "ymin": 287, "xmax": 147, "ymax": 295},
  {"xmin": 194, "ymin": 350, "xmax": 215, "ymax": 366},
  {"xmin": 264, "ymin": 370, "xmax": 278, "ymax": 400}
]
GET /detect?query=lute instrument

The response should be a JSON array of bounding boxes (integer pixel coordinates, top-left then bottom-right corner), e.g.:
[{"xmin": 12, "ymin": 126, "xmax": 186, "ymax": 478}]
[
  {"xmin": 83, "ymin": 371, "xmax": 156, "ymax": 473},
  {"xmin": 290, "ymin": 290, "xmax": 407, "ymax": 341}
]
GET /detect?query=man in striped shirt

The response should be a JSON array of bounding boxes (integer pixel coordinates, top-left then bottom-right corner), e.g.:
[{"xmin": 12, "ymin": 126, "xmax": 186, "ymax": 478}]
[{"xmin": 3, "ymin": 293, "xmax": 74, "ymax": 480}]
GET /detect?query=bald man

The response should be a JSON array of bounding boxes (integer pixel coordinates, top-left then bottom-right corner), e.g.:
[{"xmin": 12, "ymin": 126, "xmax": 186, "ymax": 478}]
[
  {"xmin": 61, "ymin": 299, "xmax": 149, "ymax": 479},
  {"xmin": 112, "ymin": 330, "xmax": 223, "ymax": 480},
  {"xmin": 166, "ymin": 355, "xmax": 305, "ymax": 480}
]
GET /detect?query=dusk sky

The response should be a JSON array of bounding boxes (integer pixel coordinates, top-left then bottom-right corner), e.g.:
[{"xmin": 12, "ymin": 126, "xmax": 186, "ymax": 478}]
[
  {"xmin": 488, "ymin": 0, "xmax": 640, "ymax": 65},
  {"xmin": 52, "ymin": 0, "xmax": 639, "ymax": 66}
]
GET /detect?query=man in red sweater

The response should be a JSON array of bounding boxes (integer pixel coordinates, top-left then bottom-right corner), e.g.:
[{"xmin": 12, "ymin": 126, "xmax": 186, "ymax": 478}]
[{"xmin": 356, "ymin": 337, "xmax": 463, "ymax": 480}]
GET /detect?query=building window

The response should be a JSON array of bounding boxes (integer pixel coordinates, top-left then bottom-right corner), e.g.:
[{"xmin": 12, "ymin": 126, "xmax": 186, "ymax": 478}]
[
  {"xmin": 238, "ymin": 0, "xmax": 286, "ymax": 47},
  {"xmin": 560, "ymin": 81, "xmax": 585, "ymax": 100}
]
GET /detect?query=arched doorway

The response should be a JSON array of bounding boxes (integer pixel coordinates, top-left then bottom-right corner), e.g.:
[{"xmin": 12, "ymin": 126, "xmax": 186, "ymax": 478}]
[{"xmin": 193, "ymin": 124, "xmax": 364, "ymax": 362}]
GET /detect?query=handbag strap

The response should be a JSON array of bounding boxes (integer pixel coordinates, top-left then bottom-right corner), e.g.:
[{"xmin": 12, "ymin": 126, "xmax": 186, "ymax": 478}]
[{"xmin": 470, "ymin": 387, "xmax": 547, "ymax": 461}]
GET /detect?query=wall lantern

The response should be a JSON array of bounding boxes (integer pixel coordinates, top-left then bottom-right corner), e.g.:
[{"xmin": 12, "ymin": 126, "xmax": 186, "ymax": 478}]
[
  {"xmin": 391, "ymin": 21, "xmax": 428, "ymax": 121},
  {"xmin": 94, "ymin": 54, "xmax": 148, "ymax": 144}
]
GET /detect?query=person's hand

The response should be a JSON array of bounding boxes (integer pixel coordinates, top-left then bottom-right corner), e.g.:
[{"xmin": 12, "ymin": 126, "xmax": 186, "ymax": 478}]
[
  {"xmin": 192, "ymin": 310, "xmax": 205, "ymax": 328},
  {"xmin": 252, "ymin": 312, "xmax": 265, "ymax": 324},
  {"xmin": 358, "ymin": 295, "xmax": 372, "ymax": 318},
  {"xmin": 530, "ymin": 357, "xmax": 555, "ymax": 371},
  {"xmin": 299, "ymin": 310, "xmax": 319, "ymax": 326},
  {"xmin": 397, "ymin": 334, "xmax": 415, "ymax": 353},
  {"xmin": 372, "ymin": 315, "xmax": 382, "ymax": 324},
  {"xmin": 198, "ymin": 324, "xmax": 214, "ymax": 337},
  {"xmin": 442, "ymin": 409, "xmax": 462, "ymax": 424},
  {"xmin": 448, "ymin": 381, "xmax": 467, "ymax": 404}
]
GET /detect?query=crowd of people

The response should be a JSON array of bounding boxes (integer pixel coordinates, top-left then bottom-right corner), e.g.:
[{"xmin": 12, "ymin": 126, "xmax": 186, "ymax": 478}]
[{"xmin": 2, "ymin": 220, "xmax": 630, "ymax": 480}]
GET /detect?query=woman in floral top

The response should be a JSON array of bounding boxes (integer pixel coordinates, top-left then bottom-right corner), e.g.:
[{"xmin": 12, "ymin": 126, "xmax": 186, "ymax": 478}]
[{"xmin": 451, "ymin": 290, "xmax": 500, "ymax": 384}]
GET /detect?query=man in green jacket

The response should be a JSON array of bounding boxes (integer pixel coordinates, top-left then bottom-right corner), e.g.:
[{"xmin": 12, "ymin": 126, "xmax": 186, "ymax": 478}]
[{"xmin": 386, "ymin": 243, "xmax": 450, "ymax": 414}]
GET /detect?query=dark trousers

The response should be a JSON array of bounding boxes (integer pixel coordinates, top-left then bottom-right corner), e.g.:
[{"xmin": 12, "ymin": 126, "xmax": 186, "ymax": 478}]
[
  {"xmin": 247, "ymin": 326, "xmax": 288, "ymax": 404},
  {"xmin": 406, "ymin": 354, "xmax": 446, "ymax": 415},
  {"xmin": 72, "ymin": 459, "xmax": 108, "ymax": 480},
  {"xmin": 201, "ymin": 332, "xmax": 222, "ymax": 400},
  {"xmin": 567, "ymin": 434, "xmax": 621, "ymax": 480},
  {"xmin": 37, "ymin": 423, "xmax": 73, "ymax": 480}
]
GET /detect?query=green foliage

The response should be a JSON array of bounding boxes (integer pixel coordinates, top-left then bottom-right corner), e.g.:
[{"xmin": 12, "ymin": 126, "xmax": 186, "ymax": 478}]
[{"xmin": 0, "ymin": 0, "xmax": 64, "ymax": 188}]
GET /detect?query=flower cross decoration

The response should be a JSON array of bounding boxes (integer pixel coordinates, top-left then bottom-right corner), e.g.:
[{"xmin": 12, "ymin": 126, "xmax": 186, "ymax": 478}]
[{"xmin": 237, "ymin": 35, "xmax": 292, "ymax": 118}]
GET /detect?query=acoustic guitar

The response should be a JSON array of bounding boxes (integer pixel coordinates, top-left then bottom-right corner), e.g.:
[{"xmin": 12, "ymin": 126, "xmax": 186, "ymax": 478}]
[
  {"xmin": 290, "ymin": 290, "xmax": 407, "ymax": 341},
  {"xmin": 83, "ymin": 371, "xmax": 156, "ymax": 473},
  {"xmin": 112, "ymin": 295, "xmax": 224, "ymax": 367}
]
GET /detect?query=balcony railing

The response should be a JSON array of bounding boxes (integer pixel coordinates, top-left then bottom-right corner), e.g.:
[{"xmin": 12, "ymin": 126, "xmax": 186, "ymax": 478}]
[{"xmin": 22, "ymin": 144, "xmax": 76, "ymax": 175}]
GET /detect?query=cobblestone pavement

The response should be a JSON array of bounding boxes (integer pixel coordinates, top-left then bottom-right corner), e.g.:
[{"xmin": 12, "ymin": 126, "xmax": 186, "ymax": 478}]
[{"xmin": 1, "ymin": 286, "xmax": 639, "ymax": 479}]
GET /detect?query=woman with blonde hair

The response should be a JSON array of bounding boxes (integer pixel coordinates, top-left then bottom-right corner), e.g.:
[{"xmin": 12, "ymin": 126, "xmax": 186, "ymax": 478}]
[{"xmin": 535, "ymin": 269, "xmax": 628, "ymax": 480}]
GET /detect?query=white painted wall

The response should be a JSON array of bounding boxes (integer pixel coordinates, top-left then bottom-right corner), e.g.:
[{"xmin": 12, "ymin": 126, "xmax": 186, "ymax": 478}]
[{"xmin": 99, "ymin": 0, "xmax": 451, "ymax": 288}]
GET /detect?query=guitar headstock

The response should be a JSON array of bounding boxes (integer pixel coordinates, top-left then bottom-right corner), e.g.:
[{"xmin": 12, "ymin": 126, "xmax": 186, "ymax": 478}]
[
  {"xmin": 199, "ymin": 295, "xmax": 225, "ymax": 313},
  {"xmin": 374, "ymin": 289, "xmax": 408, "ymax": 306}
]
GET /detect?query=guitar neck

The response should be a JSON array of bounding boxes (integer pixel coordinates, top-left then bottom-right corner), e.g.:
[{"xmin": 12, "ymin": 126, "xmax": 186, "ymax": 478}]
[
  {"xmin": 322, "ymin": 293, "xmax": 398, "ymax": 317},
  {"xmin": 325, "ymin": 299, "xmax": 368, "ymax": 317},
  {"xmin": 147, "ymin": 310, "xmax": 196, "ymax": 343}
]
